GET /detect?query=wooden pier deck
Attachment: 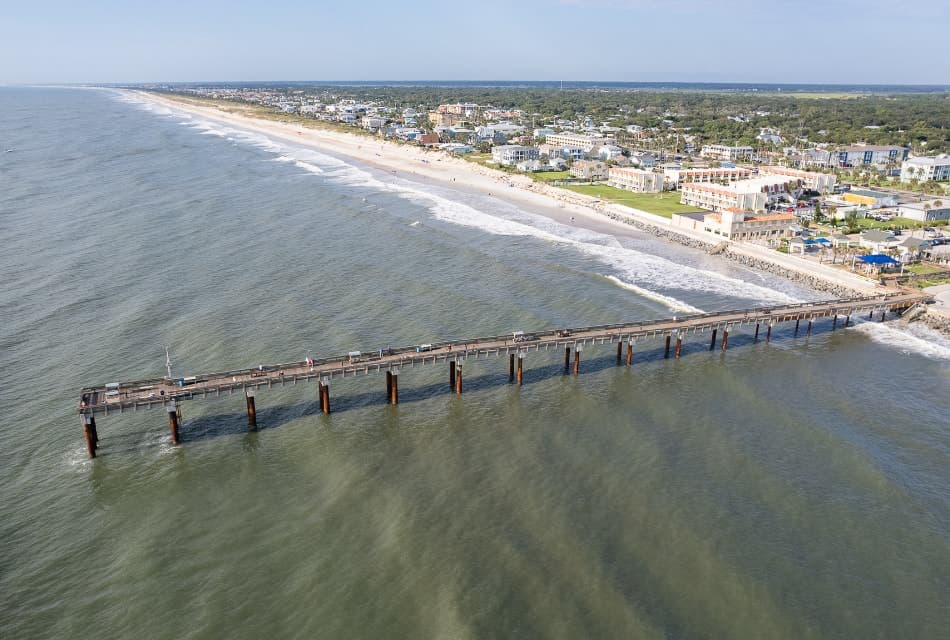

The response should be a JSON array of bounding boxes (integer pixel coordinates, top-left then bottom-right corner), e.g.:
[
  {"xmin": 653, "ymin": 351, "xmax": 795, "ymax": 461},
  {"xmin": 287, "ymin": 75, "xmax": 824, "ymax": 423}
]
[{"xmin": 77, "ymin": 291, "xmax": 929, "ymax": 457}]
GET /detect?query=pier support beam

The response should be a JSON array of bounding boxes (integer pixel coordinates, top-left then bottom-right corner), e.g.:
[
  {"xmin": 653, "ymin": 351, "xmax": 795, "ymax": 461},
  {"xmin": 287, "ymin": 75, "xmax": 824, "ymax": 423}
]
[
  {"xmin": 675, "ymin": 334, "xmax": 683, "ymax": 359},
  {"xmin": 832, "ymin": 315, "xmax": 838, "ymax": 331},
  {"xmin": 869, "ymin": 309, "xmax": 874, "ymax": 320},
  {"xmin": 246, "ymin": 390, "xmax": 257, "ymax": 431},
  {"xmin": 319, "ymin": 379, "xmax": 330, "ymax": 415},
  {"xmin": 564, "ymin": 346, "xmax": 571, "ymax": 373},
  {"xmin": 664, "ymin": 334, "xmax": 671, "ymax": 358},
  {"xmin": 517, "ymin": 353, "xmax": 524, "ymax": 386},
  {"xmin": 616, "ymin": 340, "xmax": 623, "ymax": 364},
  {"xmin": 766, "ymin": 322, "xmax": 773, "ymax": 343},
  {"xmin": 509, "ymin": 353, "xmax": 515, "ymax": 382},
  {"xmin": 754, "ymin": 323, "xmax": 760, "ymax": 341},
  {"xmin": 721, "ymin": 327, "xmax": 729, "ymax": 352},
  {"xmin": 167, "ymin": 403, "xmax": 180, "ymax": 445},
  {"xmin": 709, "ymin": 328, "xmax": 718, "ymax": 351},
  {"xmin": 807, "ymin": 317, "xmax": 813, "ymax": 336},
  {"xmin": 455, "ymin": 362, "xmax": 463, "ymax": 394},
  {"xmin": 795, "ymin": 317, "xmax": 800, "ymax": 335},
  {"xmin": 390, "ymin": 370, "xmax": 399, "ymax": 405},
  {"xmin": 845, "ymin": 315, "xmax": 851, "ymax": 327},
  {"xmin": 82, "ymin": 415, "xmax": 96, "ymax": 459},
  {"xmin": 386, "ymin": 370, "xmax": 393, "ymax": 399},
  {"xmin": 880, "ymin": 309, "xmax": 886, "ymax": 322},
  {"xmin": 573, "ymin": 345, "xmax": 581, "ymax": 376},
  {"xmin": 626, "ymin": 341, "xmax": 633, "ymax": 367},
  {"xmin": 449, "ymin": 360, "xmax": 456, "ymax": 389}
]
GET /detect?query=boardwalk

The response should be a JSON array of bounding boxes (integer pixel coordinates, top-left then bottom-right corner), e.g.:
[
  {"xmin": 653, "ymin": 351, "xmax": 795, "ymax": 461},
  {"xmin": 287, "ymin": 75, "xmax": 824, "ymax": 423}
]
[{"xmin": 77, "ymin": 291, "xmax": 929, "ymax": 457}]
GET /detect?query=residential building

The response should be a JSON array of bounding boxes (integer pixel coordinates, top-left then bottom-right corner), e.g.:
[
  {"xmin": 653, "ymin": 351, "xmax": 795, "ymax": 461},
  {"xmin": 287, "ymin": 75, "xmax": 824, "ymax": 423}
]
[
  {"xmin": 516, "ymin": 159, "xmax": 544, "ymax": 172},
  {"xmin": 897, "ymin": 200, "xmax": 950, "ymax": 222},
  {"xmin": 607, "ymin": 167, "xmax": 664, "ymax": 193},
  {"xmin": 859, "ymin": 229, "xmax": 901, "ymax": 252},
  {"xmin": 842, "ymin": 189, "xmax": 898, "ymax": 208},
  {"xmin": 360, "ymin": 116, "xmax": 386, "ymax": 132},
  {"xmin": 834, "ymin": 144, "xmax": 908, "ymax": 167},
  {"xmin": 680, "ymin": 183, "xmax": 767, "ymax": 213},
  {"xmin": 570, "ymin": 160, "xmax": 609, "ymax": 180},
  {"xmin": 629, "ymin": 152, "xmax": 656, "ymax": 168},
  {"xmin": 700, "ymin": 145, "xmax": 754, "ymax": 161},
  {"xmin": 533, "ymin": 127, "xmax": 555, "ymax": 139},
  {"xmin": 491, "ymin": 145, "xmax": 539, "ymax": 166},
  {"xmin": 671, "ymin": 209, "xmax": 796, "ymax": 241},
  {"xmin": 758, "ymin": 166, "xmax": 837, "ymax": 193},
  {"xmin": 665, "ymin": 167, "xmax": 752, "ymax": 189},
  {"xmin": 544, "ymin": 132, "xmax": 616, "ymax": 153},
  {"xmin": 596, "ymin": 145, "xmax": 625, "ymax": 161},
  {"xmin": 900, "ymin": 154, "xmax": 950, "ymax": 183}
]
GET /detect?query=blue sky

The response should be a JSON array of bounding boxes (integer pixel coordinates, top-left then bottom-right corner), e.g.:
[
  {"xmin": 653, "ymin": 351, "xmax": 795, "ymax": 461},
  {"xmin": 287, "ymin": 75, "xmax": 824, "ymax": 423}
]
[{"xmin": 1, "ymin": 0, "xmax": 946, "ymax": 84}]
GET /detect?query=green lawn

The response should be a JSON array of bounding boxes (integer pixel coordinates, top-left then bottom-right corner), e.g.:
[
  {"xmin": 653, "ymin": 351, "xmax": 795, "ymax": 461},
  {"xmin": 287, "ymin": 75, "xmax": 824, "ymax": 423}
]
[
  {"xmin": 905, "ymin": 262, "xmax": 946, "ymax": 275},
  {"xmin": 560, "ymin": 185, "xmax": 704, "ymax": 218},
  {"xmin": 850, "ymin": 216, "xmax": 928, "ymax": 230},
  {"xmin": 530, "ymin": 171, "xmax": 571, "ymax": 183}
]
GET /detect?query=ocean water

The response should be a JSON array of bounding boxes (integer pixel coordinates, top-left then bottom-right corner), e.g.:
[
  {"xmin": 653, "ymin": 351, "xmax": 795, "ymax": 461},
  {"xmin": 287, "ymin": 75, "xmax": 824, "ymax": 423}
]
[{"xmin": 1, "ymin": 87, "xmax": 948, "ymax": 639}]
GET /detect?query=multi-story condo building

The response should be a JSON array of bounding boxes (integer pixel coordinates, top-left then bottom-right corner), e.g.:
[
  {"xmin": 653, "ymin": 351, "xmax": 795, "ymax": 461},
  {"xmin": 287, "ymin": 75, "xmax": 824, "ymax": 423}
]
[
  {"xmin": 834, "ymin": 144, "xmax": 908, "ymax": 167},
  {"xmin": 664, "ymin": 167, "xmax": 752, "ymax": 189},
  {"xmin": 680, "ymin": 183, "xmax": 767, "ymax": 213},
  {"xmin": 758, "ymin": 166, "xmax": 836, "ymax": 193},
  {"xmin": 607, "ymin": 167, "xmax": 664, "ymax": 193},
  {"xmin": 672, "ymin": 209, "xmax": 796, "ymax": 241},
  {"xmin": 700, "ymin": 145, "xmax": 754, "ymax": 161},
  {"xmin": 491, "ymin": 145, "xmax": 539, "ymax": 166},
  {"xmin": 900, "ymin": 154, "xmax": 950, "ymax": 183},
  {"xmin": 570, "ymin": 160, "xmax": 608, "ymax": 180},
  {"xmin": 544, "ymin": 132, "xmax": 616, "ymax": 153}
]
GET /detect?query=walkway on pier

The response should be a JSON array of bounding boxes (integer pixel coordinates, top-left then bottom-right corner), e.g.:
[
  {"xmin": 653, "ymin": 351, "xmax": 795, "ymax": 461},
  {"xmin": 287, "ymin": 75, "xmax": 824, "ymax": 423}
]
[{"xmin": 77, "ymin": 291, "xmax": 929, "ymax": 457}]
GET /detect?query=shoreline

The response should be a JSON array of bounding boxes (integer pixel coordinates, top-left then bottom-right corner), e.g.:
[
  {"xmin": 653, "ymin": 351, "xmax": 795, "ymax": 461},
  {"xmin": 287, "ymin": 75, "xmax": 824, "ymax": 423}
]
[{"xmin": 136, "ymin": 90, "xmax": 880, "ymax": 297}]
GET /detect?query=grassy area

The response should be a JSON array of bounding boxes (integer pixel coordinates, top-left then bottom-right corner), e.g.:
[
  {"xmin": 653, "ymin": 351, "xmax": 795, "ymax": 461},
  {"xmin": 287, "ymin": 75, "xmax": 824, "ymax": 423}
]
[
  {"xmin": 905, "ymin": 263, "xmax": 946, "ymax": 275},
  {"xmin": 560, "ymin": 185, "xmax": 704, "ymax": 217},
  {"xmin": 850, "ymin": 216, "xmax": 928, "ymax": 230},
  {"xmin": 530, "ymin": 171, "xmax": 571, "ymax": 183},
  {"xmin": 918, "ymin": 276, "xmax": 950, "ymax": 288}
]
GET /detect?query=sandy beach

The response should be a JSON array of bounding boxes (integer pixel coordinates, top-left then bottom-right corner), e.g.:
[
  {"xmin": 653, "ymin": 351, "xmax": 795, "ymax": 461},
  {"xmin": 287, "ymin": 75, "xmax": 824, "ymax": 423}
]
[{"xmin": 135, "ymin": 91, "xmax": 654, "ymax": 240}]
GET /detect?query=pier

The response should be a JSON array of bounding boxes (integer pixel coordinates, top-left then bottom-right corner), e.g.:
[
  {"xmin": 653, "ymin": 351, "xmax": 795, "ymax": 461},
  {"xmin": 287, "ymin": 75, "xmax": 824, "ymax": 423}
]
[{"xmin": 77, "ymin": 291, "xmax": 928, "ymax": 457}]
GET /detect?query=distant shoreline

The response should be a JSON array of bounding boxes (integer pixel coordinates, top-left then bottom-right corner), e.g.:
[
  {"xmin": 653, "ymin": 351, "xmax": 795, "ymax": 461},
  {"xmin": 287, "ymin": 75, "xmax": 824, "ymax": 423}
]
[{"xmin": 133, "ymin": 90, "xmax": 880, "ymax": 295}]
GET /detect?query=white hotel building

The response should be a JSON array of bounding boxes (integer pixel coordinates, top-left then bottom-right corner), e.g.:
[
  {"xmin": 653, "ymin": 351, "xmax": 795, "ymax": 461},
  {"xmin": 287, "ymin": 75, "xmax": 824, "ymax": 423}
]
[
  {"xmin": 607, "ymin": 167, "xmax": 664, "ymax": 193},
  {"xmin": 544, "ymin": 132, "xmax": 616, "ymax": 153},
  {"xmin": 758, "ymin": 166, "xmax": 836, "ymax": 193},
  {"xmin": 665, "ymin": 167, "xmax": 752, "ymax": 189},
  {"xmin": 680, "ymin": 183, "xmax": 767, "ymax": 213},
  {"xmin": 700, "ymin": 145, "xmax": 755, "ymax": 161}
]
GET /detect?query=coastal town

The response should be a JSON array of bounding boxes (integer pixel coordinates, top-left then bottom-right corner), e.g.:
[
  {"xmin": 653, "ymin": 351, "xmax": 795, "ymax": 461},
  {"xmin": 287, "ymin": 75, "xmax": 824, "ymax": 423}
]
[{"xmin": 151, "ymin": 84, "xmax": 950, "ymax": 291}]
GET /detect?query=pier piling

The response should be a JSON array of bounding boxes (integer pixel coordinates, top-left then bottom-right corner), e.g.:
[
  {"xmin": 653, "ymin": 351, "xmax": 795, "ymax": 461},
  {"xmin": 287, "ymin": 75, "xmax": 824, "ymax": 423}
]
[
  {"xmin": 509, "ymin": 353, "xmax": 515, "ymax": 381},
  {"xmin": 795, "ymin": 318, "xmax": 801, "ymax": 335},
  {"xmin": 246, "ymin": 390, "xmax": 257, "ymax": 431},
  {"xmin": 807, "ymin": 318, "xmax": 813, "ymax": 335},
  {"xmin": 390, "ymin": 370, "xmax": 399, "ymax": 405},
  {"xmin": 564, "ymin": 346, "xmax": 571, "ymax": 373},
  {"xmin": 616, "ymin": 341, "xmax": 623, "ymax": 364},
  {"xmin": 710, "ymin": 328, "xmax": 718, "ymax": 350},
  {"xmin": 455, "ymin": 362, "xmax": 463, "ymax": 394},
  {"xmin": 754, "ymin": 323, "xmax": 760, "ymax": 341},
  {"xmin": 766, "ymin": 322, "xmax": 773, "ymax": 343},
  {"xmin": 626, "ymin": 341, "xmax": 633, "ymax": 367},
  {"xmin": 721, "ymin": 327, "xmax": 729, "ymax": 352},
  {"xmin": 319, "ymin": 379, "xmax": 330, "ymax": 414},
  {"xmin": 832, "ymin": 315, "xmax": 838, "ymax": 331},
  {"xmin": 675, "ymin": 334, "xmax": 683, "ymax": 359},
  {"xmin": 167, "ymin": 403, "xmax": 180, "ymax": 445},
  {"xmin": 845, "ymin": 315, "xmax": 851, "ymax": 327},
  {"xmin": 664, "ymin": 334, "xmax": 671, "ymax": 358},
  {"xmin": 517, "ymin": 353, "xmax": 524, "ymax": 386},
  {"xmin": 573, "ymin": 345, "xmax": 581, "ymax": 376},
  {"xmin": 82, "ymin": 416, "xmax": 96, "ymax": 458},
  {"xmin": 449, "ymin": 360, "xmax": 456, "ymax": 389},
  {"xmin": 386, "ymin": 370, "xmax": 393, "ymax": 399}
]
